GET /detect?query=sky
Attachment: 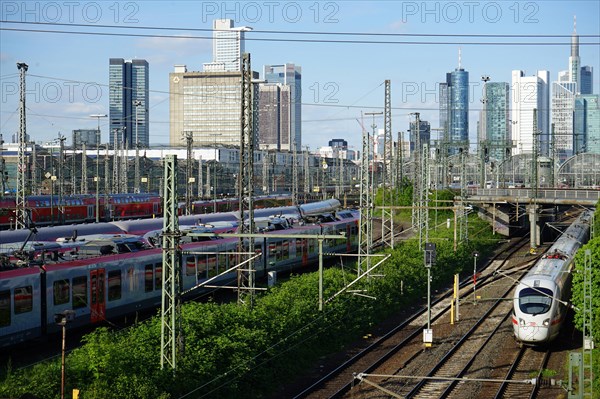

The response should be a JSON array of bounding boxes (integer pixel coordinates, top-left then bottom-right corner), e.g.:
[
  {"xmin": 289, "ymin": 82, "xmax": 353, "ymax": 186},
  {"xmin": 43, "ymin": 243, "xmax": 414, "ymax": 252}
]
[{"xmin": 1, "ymin": 0, "xmax": 599, "ymax": 152}]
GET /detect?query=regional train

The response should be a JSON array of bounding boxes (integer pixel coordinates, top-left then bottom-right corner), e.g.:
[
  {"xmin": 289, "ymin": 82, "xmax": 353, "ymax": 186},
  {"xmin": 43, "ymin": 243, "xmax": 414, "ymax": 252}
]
[
  {"xmin": 512, "ymin": 210, "xmax": 592, "ymax": 345},
  {"xmin": 0, "ymin": 200, "xmax": 358, "ymax": 348},
  {"xmin": 0, "ymin": 193, "xmax": 293, "ymax": 229}
]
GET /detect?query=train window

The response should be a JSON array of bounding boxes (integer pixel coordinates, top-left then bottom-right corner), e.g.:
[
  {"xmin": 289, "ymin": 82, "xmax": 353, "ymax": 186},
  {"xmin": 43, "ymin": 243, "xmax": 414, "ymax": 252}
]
[
  {"xmin": 282, "ymin": 241, "xmax": 289, "ymax": 259},
  {"xmin": 144, "ymin": 265, "xmax": 154, "ymax": 292},
  {"xmin": 155, "ymin": 263, "xmax": 162, "ymax": 290},
  {"xmin": 207, "ymin": 255, "xmax": 217, "ymax": 278},
  {"xmin": 186, "ymin": 257, "xmax": 197, "ymax": 277},
  {"xmin": 107, "ymin": 270, "xmax": 121, "ymax": 301},
  {"xmin": 0, "ymin": 290, "xmax": 10, "ymax": 327},
  {"xmin": 519, "ymin": 287, "xmax": 553, "ymax": 315},
  {"xmin": 72, "ymin": 276, "xmax": 87, "ymax": 309},
  {"xmin": 14, "ymin": 286, "xmax": 33, "ymax": 314},
  {"xmin": 219, "ymin": 253, "xmax": 228, "ymax": 272},
  {"xmin": 53, "ymin": 280, "xmax": 70, "ymax": 305}
]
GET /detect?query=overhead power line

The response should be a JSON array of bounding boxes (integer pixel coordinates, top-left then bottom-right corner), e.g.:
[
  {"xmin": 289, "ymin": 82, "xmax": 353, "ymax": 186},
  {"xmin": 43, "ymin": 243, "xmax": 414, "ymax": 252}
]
[
  {"xmin": 1, "ymin": 26, "xmax": 598, "ymax": 46},
  {"xmin": 3, "ymin": 20, "xmax": 599, "ymax": 38}
]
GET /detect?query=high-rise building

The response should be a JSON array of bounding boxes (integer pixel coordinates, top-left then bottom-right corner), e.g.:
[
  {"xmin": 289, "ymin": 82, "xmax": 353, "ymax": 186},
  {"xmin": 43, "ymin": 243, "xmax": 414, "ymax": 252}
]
[
  {"xmin": 580, "ymin": 66, "xmax": 594, "ymax": 95},
  {"xmin": 203, "ymin": 19, "xmax": 252, "ymax": 72},
  {"xmin": 169, "ymin": 65, "xmax": 259, "ymax": 147},
  {"xmin": 257, "ymin": 83, "xmax": 283, "ymax": 150},
  {"xmin": 568, "ymin": 18, "xmax": 581, "ymax": 93},
  {"xmin": 552, "ymin": 81, "xmax": 577, "ymax": 160},
  {"xmin": 480, "ymin": 82, "xmax": 510, "ymax": 162},
  {"xmin": 263, "ymin": 64, "xmax": 302, "ymax": 152},
  {"xmin": 550, "ymin": 19, "xmax": 589, "ymax": 161},
  {"xmin": 109, "ymin": 58, "xmax": 149, "ymax": 148},
  {"xmin": 511, "ymin": 70, "xmax": 550, "ymax": 156},
  {"xmin": 574, "ymin": 94, "xmax": 600, "ymax": 154},
  {"xmin": 408, "ymin": 120, "xmax": 431, "ymax": 153},
  {"xmin": 439, "ymin": 55, "xmax": 469, "ymax": 154},
  {"xmin": 72, "ymin": 129, "xmax": 100, "ymax": 148}
]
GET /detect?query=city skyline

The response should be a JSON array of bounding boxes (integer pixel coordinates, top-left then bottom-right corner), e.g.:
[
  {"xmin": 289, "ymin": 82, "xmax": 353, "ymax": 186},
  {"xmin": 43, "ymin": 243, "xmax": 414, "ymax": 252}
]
[{"xmin": 1, "ymin": 1, "xmax": 599, "ymax": 152}]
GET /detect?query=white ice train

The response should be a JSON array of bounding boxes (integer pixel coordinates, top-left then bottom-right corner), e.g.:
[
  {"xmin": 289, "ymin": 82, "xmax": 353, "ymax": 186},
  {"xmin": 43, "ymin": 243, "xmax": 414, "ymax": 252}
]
[{"xmin": 512, "ymin": 210, "xmax": 592, "ymax": 345}]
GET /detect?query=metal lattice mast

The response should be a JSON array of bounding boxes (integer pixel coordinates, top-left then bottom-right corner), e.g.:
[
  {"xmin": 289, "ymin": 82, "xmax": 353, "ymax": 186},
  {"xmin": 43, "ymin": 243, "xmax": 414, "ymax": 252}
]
[
  {"xmin": 459, "ymin": 147, "xmax": 468, "ymax": 242},
  {"xmin": 16, "ymin": 62, "xmax": 28, "ymax": 229},
  {"xmin": 58, "ymin": 135, "xmax": 66, "ymax": 223},
  {"xmin": 338, "ymin": 152, "xmax": 343, "ymax": 199},
  {"xmin": 31, "ymin": 142, "xmax": 37, "ymax": 196},
  {"xmin": 381, "ymin": 80, "xmax": 394, "ymax": 248},
  {"xmin": 104, "ymin": 145, "xmax": 110, "ymax": 196},
  {"xmin": 197, "ymin": 156, "xmax": 203, "ymax": 198},
  {"xmin": 185, "ymin": 132, "xmax": 193, "ymax": 215},
  {"xmin": 112, "ymin": 129, "xmax": 119, "ymax": 194},
  {"xmin": 262, "ymin": 152, "xmax": 269, "ymax": 195},
  {"xmin": 583, "ymin": 249, "xmax": 593, "ymax": 398},
  {"xmin": 396, "ymin": 130, "xmax": 403, "ymax": 186},
  {"xmin": 532, "ymin": 108, "xmax": 539, "ymax": 199},
  {"xmin": 304, "ymin": 147, "xmax": 310, "ymax": 198},
  {"xmin": 121, "ymin": 136, "xmax": 128, "ymax": 193},
  {"xmin": 358, "ymin": 112, "xmax": 372, "ymax": 275},
  {"xmin": 134, "ymin": 101, "xmax": 142, "ymax": 194},
  {"xmin": 411, "ymin": 113, "xmax": 421, "ymax": 233},
  {"xmin": 237, "ymin": 53, "xmax": 255, "ymax": 305},
  {"xmin": 422, "ymin": 143, "xmax": 430, "ymax": 246},
  {"xmin": 81, "ymin": 143, "xmax": 87, "ymax": 194},
  {"xmin": 71, "ymin": 148, "xmax": 76, "ymax": 195},
  {"xmin": 160, "ymin": 155, "xmax": 181, "ymax": 370},
  {"xmin": 292, "ymin": 141, "xmax": 299, "ymax": 206}
]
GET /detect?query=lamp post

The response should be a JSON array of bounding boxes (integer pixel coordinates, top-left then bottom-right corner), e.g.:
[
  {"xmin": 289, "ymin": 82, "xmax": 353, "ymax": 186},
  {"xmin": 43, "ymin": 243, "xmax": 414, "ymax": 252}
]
[
  {"xmin": 55, "ymin": 310, "xmax": 75, "ymax": 399},
  {"xmin": 90, "ymin": 114, "xmax": 107, "ymax": 222}
]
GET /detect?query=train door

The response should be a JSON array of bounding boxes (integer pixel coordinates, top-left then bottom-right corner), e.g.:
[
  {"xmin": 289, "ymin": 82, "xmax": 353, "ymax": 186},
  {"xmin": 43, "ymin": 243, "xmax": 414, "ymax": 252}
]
[
  {"xmin": 90, "ymin": 269, "xmax": 106, "ymax": 323},
  {"xmin": 87, "ymin": 205, "xmax": 94, "ymax": 220},
  {"xmin": 153, "ymin": 202, "xmax": 159, "ymax": 217}
]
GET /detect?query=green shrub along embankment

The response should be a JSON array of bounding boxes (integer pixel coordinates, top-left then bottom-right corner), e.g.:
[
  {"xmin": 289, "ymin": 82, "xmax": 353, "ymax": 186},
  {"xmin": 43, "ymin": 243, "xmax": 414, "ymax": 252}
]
[
  {"xmin": 571, "ymin": 202, "xmax": 600, "ymax": 399},
  {"xmin": 0, "ymin": 209, "xmax": 499, "ymax": 398}
]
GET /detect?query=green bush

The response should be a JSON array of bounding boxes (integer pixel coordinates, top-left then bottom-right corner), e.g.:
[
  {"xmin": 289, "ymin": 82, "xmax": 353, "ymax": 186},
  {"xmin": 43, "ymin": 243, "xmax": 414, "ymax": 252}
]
[{"xmin": 1, "ymin": 211, "xmax": 499, "ymax": 398}]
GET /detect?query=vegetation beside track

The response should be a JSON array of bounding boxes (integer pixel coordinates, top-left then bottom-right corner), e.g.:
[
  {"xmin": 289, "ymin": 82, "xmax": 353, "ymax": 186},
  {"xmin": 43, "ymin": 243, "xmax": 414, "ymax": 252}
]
[
  {"xmin": 0, "ymin": 188, "xmax": 501, "ymax": 399},
  {"xmin": 571, "ymin": 201, "xmax": 600, "ymax": 398}
]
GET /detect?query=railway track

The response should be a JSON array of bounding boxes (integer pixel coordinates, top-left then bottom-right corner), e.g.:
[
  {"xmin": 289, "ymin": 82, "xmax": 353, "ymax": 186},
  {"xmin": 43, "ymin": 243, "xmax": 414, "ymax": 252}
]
[
  {"xmin": 294, "ymin": 235, "xmax": 535, "ymax": 398},
  {"xmin": 494, "ymin": 347, "xmax": 550, "ymax": 399}
]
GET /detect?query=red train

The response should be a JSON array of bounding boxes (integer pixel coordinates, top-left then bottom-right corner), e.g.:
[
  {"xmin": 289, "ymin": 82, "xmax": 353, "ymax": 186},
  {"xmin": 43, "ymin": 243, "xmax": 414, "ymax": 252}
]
[{"xmin": 0, "ymin": 194, "xmax": 293, "ymax": 229}]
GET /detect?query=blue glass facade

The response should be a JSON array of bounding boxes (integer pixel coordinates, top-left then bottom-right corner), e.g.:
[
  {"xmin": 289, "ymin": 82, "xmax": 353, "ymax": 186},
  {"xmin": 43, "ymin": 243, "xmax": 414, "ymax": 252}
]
[
  {"xmin": 447, "ymin": 69, "xmax": 469, "ymax": 154},
  {"xmin": 109, "ymin": 58, "xmax": 149, "ymax": 149},
  {"xmin": 483, "ymin": 82, "xmax": 510, "ymax": 162},
  {"xmin": 574, "ymin": 95, "xmax": 600, "ymax": 154}
]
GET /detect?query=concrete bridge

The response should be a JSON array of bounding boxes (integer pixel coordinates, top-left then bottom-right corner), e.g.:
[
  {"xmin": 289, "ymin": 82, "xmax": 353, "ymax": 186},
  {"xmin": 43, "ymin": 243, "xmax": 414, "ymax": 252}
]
[{"xmin": 467, "ymin": 188, "xmax": 598, "ymax": 250}]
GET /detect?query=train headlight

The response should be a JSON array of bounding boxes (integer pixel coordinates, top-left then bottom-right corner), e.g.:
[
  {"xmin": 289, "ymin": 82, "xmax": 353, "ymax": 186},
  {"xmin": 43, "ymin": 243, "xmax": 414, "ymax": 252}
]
[
  {"xmin": 519, "ymin": 318, "xmax": 526, "ymax": 326},
  {"xmin": 543, "ymin": 318, "xmax": 550, "ymax": 327}
]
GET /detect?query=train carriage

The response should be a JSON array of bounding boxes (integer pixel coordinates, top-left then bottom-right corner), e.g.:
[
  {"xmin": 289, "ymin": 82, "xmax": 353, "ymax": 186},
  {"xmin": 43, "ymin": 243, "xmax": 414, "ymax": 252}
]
[
  {"xmin": 512, "ymin": 210, "xmax": 592, "ymax": 345},
  {"xmin": 0, "ymin": 203, "xmax": 358, "ymax": 347}
]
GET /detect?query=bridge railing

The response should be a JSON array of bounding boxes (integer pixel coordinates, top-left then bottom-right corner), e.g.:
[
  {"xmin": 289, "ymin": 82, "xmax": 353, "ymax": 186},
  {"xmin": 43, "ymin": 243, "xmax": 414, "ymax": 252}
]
[{"xmin": 471, "ymin": 188, "xmax": 600, "ymax": 203}]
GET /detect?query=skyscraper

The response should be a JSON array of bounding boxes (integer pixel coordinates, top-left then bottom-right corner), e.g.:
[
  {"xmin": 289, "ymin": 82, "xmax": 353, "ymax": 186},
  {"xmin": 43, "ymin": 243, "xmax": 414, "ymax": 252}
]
[
  {"xmin": 109, "ymin": 58, "xmax": 149, "ymax": 148},
  {"xmin": 480, "ymin": 82, "xmax": 510, "ymax": 162},
  {"xmin": 170, "ymin": 65, "xmax": 258, "ymax": 147},
  {"xmin": 574, "ymin": 95, "xmax": 600, "ymax": 154},
  {"xmin": 511, "ymin": 70, "xmax": 550, "ymax": 155},
  {"xmin": 203, "ymin": 19, "xmax": 252, "ymax": 72},
  {"xmin": 257, "ymin": 83, "xmax": 282, "ymax": 150},
  {"xmin": 263, "ymin": 64, "xmax": 302, "ymax": 152},
  {"xmin": 551, "ymin": 18, "xmax": 587, "ymax": 161},
  {"xmin": 408, "ymin": 120, "xmax": 431, "ymax": 153},
  {"xmin": 439, "ymin": 54, "xmax": 469, "ymax": 154},
  {"xmin": 580, "ymin": 66, "xmax": 594, "ymax": 95}
]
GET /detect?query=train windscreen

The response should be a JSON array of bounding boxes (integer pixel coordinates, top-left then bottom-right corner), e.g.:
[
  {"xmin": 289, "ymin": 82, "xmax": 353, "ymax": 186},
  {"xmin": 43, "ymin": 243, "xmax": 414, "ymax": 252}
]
[{"xmin": 518, "ymin": 287, "xmax": 553, "ymax": 315}]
